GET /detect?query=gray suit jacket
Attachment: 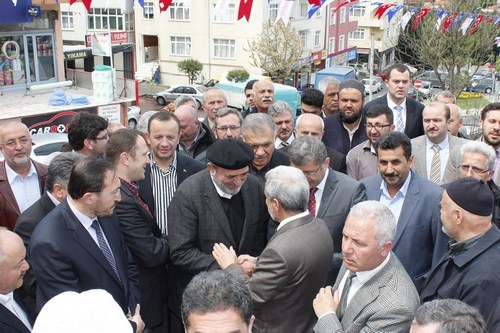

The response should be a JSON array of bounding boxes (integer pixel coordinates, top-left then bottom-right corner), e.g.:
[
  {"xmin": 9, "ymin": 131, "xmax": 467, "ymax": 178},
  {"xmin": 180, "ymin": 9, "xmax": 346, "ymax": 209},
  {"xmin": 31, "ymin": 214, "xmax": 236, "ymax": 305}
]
[
  {"xmin": 361, "ymin": 172, "xmax": 449, "ymax": 290},
  {"xmin": 228, "ymin": 214, "xmax": 334, "ymax": 333},
  {"xmin": 411, "ymin": 135, "xmax": 469, "ymax": 183},
  {"xmin": 317, "ymin": 169, "xmax": 366, "ymax": 278},
  {"xmin": 167, "ymin": 169, "xmax": 268, "ymax": 317},
  {"xmin": 314, "ymin": 254, "xmax": 419, "ymax": 333}
]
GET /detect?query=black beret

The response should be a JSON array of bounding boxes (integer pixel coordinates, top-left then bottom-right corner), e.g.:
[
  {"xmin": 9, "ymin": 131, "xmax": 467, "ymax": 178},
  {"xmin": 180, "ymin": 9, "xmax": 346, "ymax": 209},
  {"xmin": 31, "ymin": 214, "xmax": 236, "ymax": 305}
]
[
  {"xmin": 339, "ymin": 79, "xmax": 365, "ymax": 96},
  {"xmin": 206, "ymin": 138, "xmax": 254, "ymax": 170},
  {"xmin": 446, "ymin": 177, "xmax": 494, "ymax": 216}
]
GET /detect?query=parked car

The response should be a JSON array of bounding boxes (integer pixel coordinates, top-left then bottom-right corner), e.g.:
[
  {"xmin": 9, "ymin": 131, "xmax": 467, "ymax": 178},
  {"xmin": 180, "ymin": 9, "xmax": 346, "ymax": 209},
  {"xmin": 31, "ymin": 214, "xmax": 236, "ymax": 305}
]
[
  {"xmin": 154, "ymin": 85, "xmax": 206, "ymax": 107},
  {"xmin": 374, "ymin": 76, "xmax": 384, "ymax": 89},
  {"xmin": 0, "ymin": 133, "xmax": 68, "ymax": 162},
  {"xmin": 361, "ymin": 78, "xmax": 380, "ymax": 94},
  {"xmin": 127, "ymin": 106, "xmax": 141, "ymax": 129},
  {"xmin": 414, "ymin": 71, "xmax": 450, "ymax": 89},
  {"xmin": 466, "ymin": 77, "xmax": 495, "ymax": 93},
  {"xmin": 407, "ymin": 87, "xmax": 427, "ymax": 102}
]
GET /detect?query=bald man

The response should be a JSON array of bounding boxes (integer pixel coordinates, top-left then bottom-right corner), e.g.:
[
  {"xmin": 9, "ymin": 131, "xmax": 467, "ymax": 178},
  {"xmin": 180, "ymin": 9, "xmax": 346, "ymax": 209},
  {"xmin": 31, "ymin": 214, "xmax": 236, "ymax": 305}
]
[{"xmin": 174, "ymin": 105, "xmax": 215, "ymax": 160}]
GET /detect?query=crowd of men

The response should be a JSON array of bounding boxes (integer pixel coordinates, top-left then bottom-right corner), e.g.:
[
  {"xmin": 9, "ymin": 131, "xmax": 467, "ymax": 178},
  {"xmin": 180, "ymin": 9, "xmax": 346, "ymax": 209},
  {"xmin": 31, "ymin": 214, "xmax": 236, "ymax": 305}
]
[{"xmin": 0, "ymin": 62, "xmax": 499, "ymax": 333}]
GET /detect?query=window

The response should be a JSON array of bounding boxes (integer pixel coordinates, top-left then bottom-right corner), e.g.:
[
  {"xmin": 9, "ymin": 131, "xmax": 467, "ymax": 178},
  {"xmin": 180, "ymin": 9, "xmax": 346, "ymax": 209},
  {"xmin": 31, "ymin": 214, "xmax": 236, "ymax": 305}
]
[
  {"xmin": 213, "ymin": 3, "xmax": 236, "ymax": 22},
  {"xmin": 87, "ymin": 8, "xmax": 126, "ymax": 31},
  {"xmin": 328, "ymin": 37, "xmax": 335, "ymax": 54},
  {"xmin": 61, "ymin": 11, "xmax": 74, "ymax": 30},
  {"xmin": 143, "ymin": 2, "xmax": 154, "ymax": 19},
  {"xmin": 170, "ymin": 2, "xmax": 190, "ymax": 21},
  {"xmin": 349, "ymin": 28, "xmax": 365, "ymax": 40},
  {"xmin": 299, "ymin": 30, "xmax": 307, "ymax": 48},
  {"xmin": 300, "ymin": 1, "xmax": 308, "ymax": 17},
  {"xmin": 329, "ymin": 8, "xmax": 336, "ymax": 25},
  {"xmin": 350, "ymin": 6, "xmax": 365, "ymax": 18},
  {"xmin": 125, "ymin": 13, "xmax": 134, "ymax": 30},
  {"xmin": 314, "ymin": 30, "xmax": 320, "ymax": 47},
  {"xmin": 269, "ymin": 4, "xmax": 279, "ymax": 21},
  {"xmin": 340, "ymin": 7, "xmax": 346, "ymax": 23},
  {"xmin": 170, "ymin": 36, "xmax": 191, "ymax": 55},
  {"xmin": 213, "ymin": 38, "xmax": 235, "ymax": 58},
  {"xmin": 338, "ymin": 35, "xmax": 345, "ymax": 51}
]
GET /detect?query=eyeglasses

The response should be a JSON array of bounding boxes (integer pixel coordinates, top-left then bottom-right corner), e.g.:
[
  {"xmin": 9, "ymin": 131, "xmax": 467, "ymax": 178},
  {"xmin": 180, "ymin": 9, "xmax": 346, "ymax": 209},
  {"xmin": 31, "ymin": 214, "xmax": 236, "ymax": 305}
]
[
  {"xmin": 216, "ymin": 125, "xmax": 241, "ymax": 132},
  {"xmin": 94, "ymin": 134, "xmax": 109, "ymax": 141},
  {"xmin": 366, "ymin": 123, "xmax": 392, "ymax": 131},
  {"xmin": 302, "ymin": 165, "xmax": 322, "ymax": 176},
  {"xmin": 459, "ymin": 164, "xmax": 490, "ymax": 175},
  {"xmin": 1, "ymin": 137, "xmax": 31, "ymax": 148}
]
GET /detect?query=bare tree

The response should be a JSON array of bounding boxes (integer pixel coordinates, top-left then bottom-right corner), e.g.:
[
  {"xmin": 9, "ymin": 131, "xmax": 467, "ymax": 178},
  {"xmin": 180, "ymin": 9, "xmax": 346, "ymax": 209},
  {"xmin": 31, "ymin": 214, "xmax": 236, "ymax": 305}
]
[
  {"xmin": 246, "ymin": 20, "xmax": 304, "ymax": 83},
  {"xmin": 397, "ymin": 0, "xmax": 500, "ymax": 96}
]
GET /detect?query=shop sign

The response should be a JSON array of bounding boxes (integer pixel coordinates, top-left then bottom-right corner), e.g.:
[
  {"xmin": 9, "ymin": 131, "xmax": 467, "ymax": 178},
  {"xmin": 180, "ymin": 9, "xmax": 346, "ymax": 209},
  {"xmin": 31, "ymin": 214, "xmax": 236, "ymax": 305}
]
[
  {"xmin": 28, "ymin": 6, "xmax": 41, "ymax": 17},
  {"xmin": 327, "ymin": 47, "xmax": 357, "ymax": 67},
  {"xmin": 23, "ymin": 108, "xmax": 97, "ymax": 135},
  {"xmin": 85, "ymin": 32, "xmax": 128, "ymax": 47},
  {"xmin": 311, "ymin": 50, "xmax": 323, "ymax": 64},
  {"xmin": 91, "ymin": 33, "xmax": 112, "ymax": 57},
  {"xmin": 64, "ymin": 50, "xmax": 90, "ymax": 60},
  {"xmin": 98, "ymin": 104, "xmax": 121, "ymax": 124}
]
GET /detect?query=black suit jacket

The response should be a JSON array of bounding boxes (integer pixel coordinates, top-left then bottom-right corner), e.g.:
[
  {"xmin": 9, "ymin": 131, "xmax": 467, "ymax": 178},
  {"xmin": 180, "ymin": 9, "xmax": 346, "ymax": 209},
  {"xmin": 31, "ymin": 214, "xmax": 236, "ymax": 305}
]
[
  {"xmin": 363, "ymin": 94, "xmax": 425, "ymax": 139},
  {"xmin": 281, "ymin": 145, "xmax": 347, "ymax": 174},
  {"xmin": 0, "ymin": 291, "xmax": 33, "ymax": 333},
  {"xmin": 29, "ymin": 199, "xmax": 140, "ymax": 315},
  {"xmin": 114, "ymin": 181, "xmax": 169, "ymax": 329},
  {"xmin": 322, "ymin": 114, "xmax": 368, "ymax": 156},
  {"xmin": 137, "ymin": 153, "xmax": 206, "ymax": 215},
  {"xmin": 14, "ymin": 192, "xmax": 57, "ymax": 314}
]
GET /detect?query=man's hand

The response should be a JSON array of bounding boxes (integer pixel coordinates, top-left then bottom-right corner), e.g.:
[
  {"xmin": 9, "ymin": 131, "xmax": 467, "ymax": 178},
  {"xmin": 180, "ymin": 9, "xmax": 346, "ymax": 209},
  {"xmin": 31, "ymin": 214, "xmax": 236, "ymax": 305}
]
[
  {"xmin": 237, "ymin": 254, "xmax": 257, "ymax": 276},
  {"xmin": 313, "ymin": 286, "xmax": 340, "ymax": 318},
  {"xmin": 212, "ymin": 243, "xmax": 237, "ymax": 269},
  {"xmin": 130, "ymin": 304, "xmax": 145, "ymax": 333}
]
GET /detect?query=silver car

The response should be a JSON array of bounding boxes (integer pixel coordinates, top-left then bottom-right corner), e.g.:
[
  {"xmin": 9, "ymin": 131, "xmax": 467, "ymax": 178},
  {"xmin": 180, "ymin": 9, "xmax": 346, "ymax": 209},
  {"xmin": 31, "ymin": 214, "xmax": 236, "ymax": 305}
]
[{"xmin": 154, "ymin": 85, "xmax": 205, "ymax": 108}]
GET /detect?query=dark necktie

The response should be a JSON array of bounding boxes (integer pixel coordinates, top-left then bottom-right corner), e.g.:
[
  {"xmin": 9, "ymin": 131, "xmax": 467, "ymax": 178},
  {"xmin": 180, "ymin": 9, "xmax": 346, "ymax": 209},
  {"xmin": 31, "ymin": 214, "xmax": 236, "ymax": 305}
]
[
  {"xmin": 338, "ymin": 271, "xmax": 356, "ymax": 320},
  {"xmin": 308, "ymin": 187, "xmax": 318, "ymax": 216},
  {"xmin": 91, "ymin": 220, "xmax": 121, "ymax": 283}
]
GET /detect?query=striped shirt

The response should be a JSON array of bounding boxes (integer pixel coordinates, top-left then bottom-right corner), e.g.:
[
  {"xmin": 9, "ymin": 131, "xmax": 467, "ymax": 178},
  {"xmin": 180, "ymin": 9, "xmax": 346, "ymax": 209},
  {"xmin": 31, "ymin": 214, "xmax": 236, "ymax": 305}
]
[{"xmin": 149, "ymin": 152, "xmax": 178, "ymax": 235}]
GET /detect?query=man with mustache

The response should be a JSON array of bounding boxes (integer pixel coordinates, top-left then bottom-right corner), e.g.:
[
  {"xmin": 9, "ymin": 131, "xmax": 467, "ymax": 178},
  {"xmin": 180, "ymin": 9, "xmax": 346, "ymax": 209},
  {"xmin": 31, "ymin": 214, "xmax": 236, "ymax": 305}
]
[
  {"xmin": 363, "ymin": 63, "xmax": 424, "ymax": 139},
  {"xmin": 411, "ymin": 102, "xmax": 468, "ymax": 185},
  {"xmin": 241, "ymin": 80, "xmax": 275, "ymax": 117},
  {"xmin": 268, "ymin": 101, "xmax": 295, "ymax": 149},
  {"xmin": 167, "ymin": 139, "xmax": 268, "ymax": 331},
  {"xmin": 361, "ymin": 131, "xmax": 448, "ymax": 290},
  {"xmin": 322, "ymin": 79, "xmax": 368, "ymax": 156}
]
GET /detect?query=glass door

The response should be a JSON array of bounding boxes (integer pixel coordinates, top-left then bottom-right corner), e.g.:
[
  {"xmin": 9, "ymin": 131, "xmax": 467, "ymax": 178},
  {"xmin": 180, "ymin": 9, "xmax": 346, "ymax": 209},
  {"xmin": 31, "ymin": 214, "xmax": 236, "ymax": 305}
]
[{"xmin": 25, "ymin": 33, "xmax": 56, "ymax": 84}]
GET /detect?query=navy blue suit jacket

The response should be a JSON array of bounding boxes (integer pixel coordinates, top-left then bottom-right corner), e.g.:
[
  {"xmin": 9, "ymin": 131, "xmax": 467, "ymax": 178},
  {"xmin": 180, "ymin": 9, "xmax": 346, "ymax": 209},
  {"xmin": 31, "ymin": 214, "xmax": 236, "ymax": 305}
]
[
  {"xmin": 0, "ymin": 291, "xmax": 32, "ymax": 333},
  {"xmin": 29, "ymin": 199, "xmax": 140, "ymax": 315},
  {"xmin": 363, "ymin": 95, "xmax": 424, "ymax": 139},
  {"xmin": 361, "ymin": 171, "xmax": 449, "ymax": 290},
  {"xmin": 322, "ymin": 114, "xmax": 368, "ymax": 156}
]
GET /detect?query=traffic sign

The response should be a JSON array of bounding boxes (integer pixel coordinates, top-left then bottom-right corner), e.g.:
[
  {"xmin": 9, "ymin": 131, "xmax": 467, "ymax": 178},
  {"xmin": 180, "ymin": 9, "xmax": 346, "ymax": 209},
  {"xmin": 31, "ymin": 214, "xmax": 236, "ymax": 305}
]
[{"xmin": 414, "ymin": 79, "xmax": 423, "ymax": 89}]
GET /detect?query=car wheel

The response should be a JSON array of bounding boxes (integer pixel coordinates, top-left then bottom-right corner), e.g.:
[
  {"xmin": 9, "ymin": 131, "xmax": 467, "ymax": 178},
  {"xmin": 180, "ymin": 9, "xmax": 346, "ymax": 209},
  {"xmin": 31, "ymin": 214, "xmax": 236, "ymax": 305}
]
[
  {"xmin": 486, "ymin": 87, "xmax": 492, "ymax": 94},
  {"xmin": 156, "ymin": 96, "xmax": 166, "ymax": 105},
  {"xmin": 194, "ymin": 99, "xmax": 202, "ymax": 109},
  {"xmin": 128, "ymin": 119, "xmax": 137, "ymax": 129}
]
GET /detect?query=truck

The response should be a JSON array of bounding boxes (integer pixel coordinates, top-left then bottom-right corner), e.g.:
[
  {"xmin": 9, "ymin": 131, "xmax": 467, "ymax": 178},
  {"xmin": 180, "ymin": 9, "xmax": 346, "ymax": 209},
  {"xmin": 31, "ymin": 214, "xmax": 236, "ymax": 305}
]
[{"xmin": 314, "ymin": 66, "xmax": 356, "ymax": 87}]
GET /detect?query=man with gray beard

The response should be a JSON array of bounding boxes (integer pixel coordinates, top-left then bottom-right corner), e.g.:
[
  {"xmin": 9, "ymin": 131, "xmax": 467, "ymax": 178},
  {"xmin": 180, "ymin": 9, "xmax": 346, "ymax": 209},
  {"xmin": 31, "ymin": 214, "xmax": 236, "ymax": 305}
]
[{"xmin": 322, "ymin": 79, "xmax": 368, "ymax": 156}]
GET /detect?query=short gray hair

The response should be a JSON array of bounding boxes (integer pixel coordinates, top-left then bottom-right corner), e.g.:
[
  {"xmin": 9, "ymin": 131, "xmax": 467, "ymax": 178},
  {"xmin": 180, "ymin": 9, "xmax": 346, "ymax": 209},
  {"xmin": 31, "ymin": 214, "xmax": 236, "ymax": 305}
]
[
  {"xmin": 413, "ymin": 299, "xmax": 488, "ymax": 333},
  {"xmin": 318, "ymin": 77, "xmax": 340, "ymax": 94},
  {"xmin": 181, "ymin": 270, "xmax": 253, "ymax": 328},
  {"xmin": 348, "ymin": 201, "xmax": 396, "ymax": 247},
  {"xmin": 265, "ymin": 166, "xmax": 309, "ymax": 213},
  {"xmin": 203, "ymin": 87, "xmax": 228, "ymax": 104},
  {"xmin": 288, "ymin": 136, "xmax": 327, "ymax": 166},
  {"xmin": 460, "ymin": 141, "xmax": 496, "ymax": 171},
  {"xmin": 267, "ymin": 101, "xmax": 293, "ymax": 118},
  {"xmin": 45, "ymin": 152, "xmax": 84, "ymax": 193},
  {"xmin": 213, "ymin": 108, "xmax": 243, "ymax": 128},
  {"xmin": 241, "ymin": 113, "xmax": 275, "ymax": 137},
  {"xmin": 434, "ymin": 90, "xmax": 456, "ymax": 104},
  {"xmin": 174, "ymin": 95, "xmax": 198, "ymax": 109}
]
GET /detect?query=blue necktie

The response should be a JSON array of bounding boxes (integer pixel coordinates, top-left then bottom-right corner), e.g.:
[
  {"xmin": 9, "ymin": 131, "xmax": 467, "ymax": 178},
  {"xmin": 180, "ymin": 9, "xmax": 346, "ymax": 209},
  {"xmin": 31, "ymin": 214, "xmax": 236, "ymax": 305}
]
[{"xmin": 91, "ymin": 220, "xmax": 121, "ymax": 283}]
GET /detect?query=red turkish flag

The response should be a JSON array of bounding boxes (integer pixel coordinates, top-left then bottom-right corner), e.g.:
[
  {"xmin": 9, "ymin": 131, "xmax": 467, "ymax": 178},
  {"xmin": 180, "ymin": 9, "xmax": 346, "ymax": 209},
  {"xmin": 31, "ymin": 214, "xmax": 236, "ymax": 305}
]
[
  {"xmin": 375, "ymin": 4, "xmax": 395, "ymax": 20},
  {"xmin": 411, "ymin": 8, "xmax": 429, "ymax": 31},
  {"xmin": 69, "ymin": 0, "xmax": 77, "ymax": 5},
  {"xmin": 159, "ymin": 0, "xmax": 173, "ymax": 13},
  {"xmin": 81, "ymin": 0, "xmax": 92, "ymax": 12},
  {"xmin": 470, "ymin": 15, "xmax": 484, "ymax": 35},
  {"xmin": 238, "ymin": 0, "xmax": 254, "ymax": 21},
  {"xmin": 442, "ymin": 12, "xmax": 457, "ymax": 32},
  {"xmin": 333, "ymin": 0, "xmax": 358, "ymax": 15},
  {"xmin": 308, "ymin": 0, "xmax": 322, "ymax": 6}
]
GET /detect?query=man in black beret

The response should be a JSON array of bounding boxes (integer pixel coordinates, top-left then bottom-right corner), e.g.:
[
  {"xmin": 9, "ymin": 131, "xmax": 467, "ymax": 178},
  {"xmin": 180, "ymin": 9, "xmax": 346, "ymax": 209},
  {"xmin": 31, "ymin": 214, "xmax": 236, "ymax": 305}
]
[
  {"xmin": 166, "ymin": 138, "xmax": 269, "ymax": 331},
  {"xmin": 420, "ymin": 177, "xmax": 500, "ymax": 333}
]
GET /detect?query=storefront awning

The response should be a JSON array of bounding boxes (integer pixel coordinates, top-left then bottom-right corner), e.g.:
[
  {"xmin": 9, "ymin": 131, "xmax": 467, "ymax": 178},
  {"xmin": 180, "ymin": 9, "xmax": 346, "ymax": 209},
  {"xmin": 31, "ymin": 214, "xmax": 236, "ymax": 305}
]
[{"xmin": 63, "ymin": 43, "xmax": 134, "ymax": 60}]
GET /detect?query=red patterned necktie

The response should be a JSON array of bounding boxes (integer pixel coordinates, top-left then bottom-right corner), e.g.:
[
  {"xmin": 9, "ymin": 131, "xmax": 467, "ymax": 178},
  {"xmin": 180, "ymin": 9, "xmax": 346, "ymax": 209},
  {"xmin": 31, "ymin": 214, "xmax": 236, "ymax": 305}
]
[{"xmin": 308, "ymin": 187, "xmax": 318, "ymax": 216}]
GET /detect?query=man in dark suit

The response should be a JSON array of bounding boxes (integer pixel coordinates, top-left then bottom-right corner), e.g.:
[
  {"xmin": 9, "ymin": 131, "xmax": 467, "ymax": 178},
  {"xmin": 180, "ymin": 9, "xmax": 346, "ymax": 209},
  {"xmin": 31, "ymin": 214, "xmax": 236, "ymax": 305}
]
[
  {"xmin": 138, "ymin": 111, "xmax": 205, "ymax": 235},
  {"xmin": 0, "ymin": 229, "xmax": 32, "ymax": 333},
  {"xmin": 313, "ymin": 201, "xmax": 420, "ymax": 332},
  {"xmin": 168, "ymin": 139, "xmax": 269, "ymax": 331},
  {"xmin": 363, "ymin": 63, "xmax": 424, "ymax": 139},
  {"xmin": 420, "ymin": 178, "xmax": 500, "ymax": 333},
  {"xmin": 361, "ymin": 132, "xmax": 448, "ymax": 290},
  {"xmin": 14, "ymin": 152, "xmax": 82, "ymax": 314},
  {"xmin": 174, "ymin": 105, "xmax": 215, "ymax": 160},
  {"xmin": 283, "ymin": 113, "xmax": 346, "ymax": 173},
  {"xmin": 322, "ymin": 79, "xmax": 368, "ymax": 156},
  {"xmin": 29, "ymin": 159, "xmax": 143, "ymax": 331},
  {"xmin": 213, "ymin": 165, "xmax": 334, "ymax": 333},
  {"xmin": 287, "ymin": 136, "xmax": 366, "ymax": 280},
  {"xmin": 106, "ymin": 129, "xmax": 169, "ymax": 333},
  {"xmin": 0, "ymin": 121, "xmax": 48, "ymax": 231}
]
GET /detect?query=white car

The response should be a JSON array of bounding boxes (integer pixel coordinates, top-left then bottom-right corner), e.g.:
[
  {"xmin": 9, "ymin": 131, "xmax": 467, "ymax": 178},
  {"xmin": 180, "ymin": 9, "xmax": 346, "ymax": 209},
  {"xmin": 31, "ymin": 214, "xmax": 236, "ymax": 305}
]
[
  {"xmin": 361, "ymin": 78, "xmax": 380, "ymax": 95},
  {"xmin": 154, "ymin": 85, "xmax": 205, "ymax": 107},
  {"xmin": 0, "ymin": 132, "xmax": 68, "ymax": 163},
  {"xmin": 127, "ymin": 106, "xmax": 141, "ymax": 129}
]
